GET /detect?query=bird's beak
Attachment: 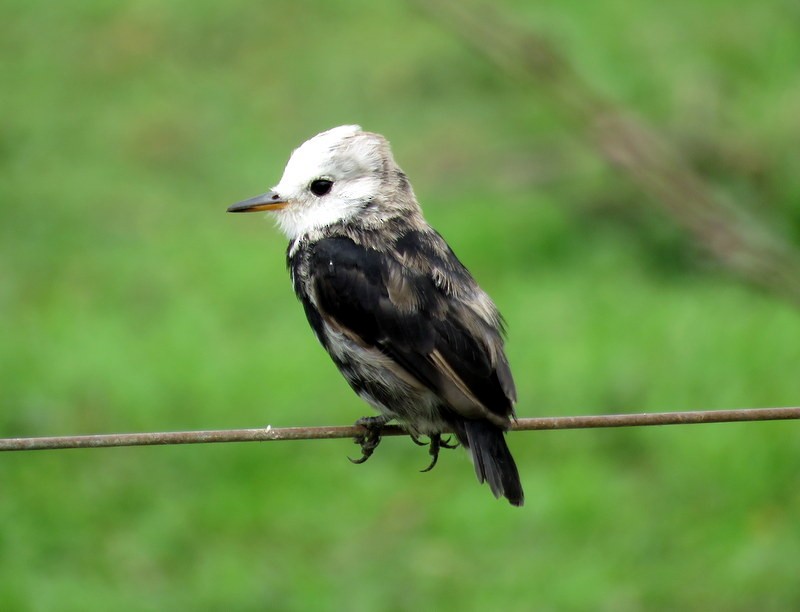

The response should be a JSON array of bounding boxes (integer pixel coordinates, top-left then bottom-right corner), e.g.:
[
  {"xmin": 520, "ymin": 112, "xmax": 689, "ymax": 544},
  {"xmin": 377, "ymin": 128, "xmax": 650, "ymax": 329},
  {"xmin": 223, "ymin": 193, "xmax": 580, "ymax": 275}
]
[{"xmin": 227, "ymin": 191, "xmax": 288, "ymax": 213}]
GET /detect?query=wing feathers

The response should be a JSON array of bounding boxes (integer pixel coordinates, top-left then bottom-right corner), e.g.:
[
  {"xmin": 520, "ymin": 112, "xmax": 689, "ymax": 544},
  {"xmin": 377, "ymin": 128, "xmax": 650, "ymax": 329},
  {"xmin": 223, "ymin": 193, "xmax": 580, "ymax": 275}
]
[{"xmin": 309, "ymin": 236, "xmax": 515, "ymax": 422}]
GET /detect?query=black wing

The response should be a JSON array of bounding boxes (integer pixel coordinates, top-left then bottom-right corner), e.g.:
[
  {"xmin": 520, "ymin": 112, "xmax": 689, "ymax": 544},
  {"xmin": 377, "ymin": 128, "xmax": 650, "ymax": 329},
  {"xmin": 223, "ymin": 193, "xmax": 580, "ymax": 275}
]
[{"xmin": 309, "ymin": 236, "xmax": 515, "ymax": 424}]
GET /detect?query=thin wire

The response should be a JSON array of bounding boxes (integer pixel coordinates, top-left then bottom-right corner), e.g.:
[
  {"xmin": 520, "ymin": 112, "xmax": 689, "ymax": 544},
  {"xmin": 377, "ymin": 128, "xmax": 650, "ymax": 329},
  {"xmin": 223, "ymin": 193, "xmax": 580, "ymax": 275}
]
[{"xmin": 1, "ymin": 406, "xmax": 798, "ymax": 452}]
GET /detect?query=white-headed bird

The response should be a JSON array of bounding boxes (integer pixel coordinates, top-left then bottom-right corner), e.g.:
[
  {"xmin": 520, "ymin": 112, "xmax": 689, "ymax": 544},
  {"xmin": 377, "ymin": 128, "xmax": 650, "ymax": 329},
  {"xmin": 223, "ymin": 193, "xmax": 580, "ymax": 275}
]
[{"xmin": 228, "ymin": 125, "xmax": 523, "ymax": 506}]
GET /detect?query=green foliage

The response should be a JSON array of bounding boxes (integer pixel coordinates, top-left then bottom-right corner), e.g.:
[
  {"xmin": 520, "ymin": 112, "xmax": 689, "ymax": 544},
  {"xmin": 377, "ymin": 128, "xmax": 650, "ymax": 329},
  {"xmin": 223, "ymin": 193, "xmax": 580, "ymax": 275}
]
[{"xmin": 1, "ymin": 0, "xmax": 799, "ymax": 609}]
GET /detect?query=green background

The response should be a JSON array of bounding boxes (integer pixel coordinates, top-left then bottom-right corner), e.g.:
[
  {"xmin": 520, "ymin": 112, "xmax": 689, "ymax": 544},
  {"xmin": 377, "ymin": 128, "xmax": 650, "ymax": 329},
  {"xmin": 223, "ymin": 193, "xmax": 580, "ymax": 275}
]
[{"xmin": 2, "ymin": 0, "xmax": 799, "ymax": 609}]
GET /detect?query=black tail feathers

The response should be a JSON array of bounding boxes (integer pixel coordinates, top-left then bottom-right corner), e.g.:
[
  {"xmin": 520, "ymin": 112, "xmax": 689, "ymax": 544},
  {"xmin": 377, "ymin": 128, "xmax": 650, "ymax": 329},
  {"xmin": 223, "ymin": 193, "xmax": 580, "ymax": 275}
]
[{"xmin": 461, "ymin": 420, "xmax": 524, "ymax": 507}]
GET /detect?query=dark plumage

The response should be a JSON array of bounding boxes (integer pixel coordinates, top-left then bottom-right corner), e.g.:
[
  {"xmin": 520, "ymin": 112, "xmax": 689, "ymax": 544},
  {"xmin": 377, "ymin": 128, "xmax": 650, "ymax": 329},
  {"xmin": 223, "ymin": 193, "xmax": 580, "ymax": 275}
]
[{"xmin": 228, "ymin": 125, "xmax": 523, "ymax": 506}]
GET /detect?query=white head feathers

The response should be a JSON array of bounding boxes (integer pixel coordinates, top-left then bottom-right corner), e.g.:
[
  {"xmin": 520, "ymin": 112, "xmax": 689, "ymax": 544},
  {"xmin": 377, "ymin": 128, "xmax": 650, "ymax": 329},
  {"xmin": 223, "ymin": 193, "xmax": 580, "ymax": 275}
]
[{"xmin": 269, "ymin": 125, "xmax": 418, "ymax": 240}]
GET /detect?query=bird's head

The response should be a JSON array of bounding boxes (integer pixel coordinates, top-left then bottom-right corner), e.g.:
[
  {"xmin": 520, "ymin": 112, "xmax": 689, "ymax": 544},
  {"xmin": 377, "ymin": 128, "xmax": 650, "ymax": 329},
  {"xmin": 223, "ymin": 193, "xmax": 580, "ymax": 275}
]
[{"xmin": 228, "ymin": 125, "xmax": 418, "ymax": 239}]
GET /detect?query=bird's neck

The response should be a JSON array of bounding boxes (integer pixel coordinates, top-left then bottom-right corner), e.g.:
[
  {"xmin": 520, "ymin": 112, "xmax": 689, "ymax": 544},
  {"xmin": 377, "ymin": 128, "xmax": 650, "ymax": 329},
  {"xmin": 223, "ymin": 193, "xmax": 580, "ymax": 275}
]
[{"xmin": 293, "ymin": 212, "xmax": 429, "ymax": 254}]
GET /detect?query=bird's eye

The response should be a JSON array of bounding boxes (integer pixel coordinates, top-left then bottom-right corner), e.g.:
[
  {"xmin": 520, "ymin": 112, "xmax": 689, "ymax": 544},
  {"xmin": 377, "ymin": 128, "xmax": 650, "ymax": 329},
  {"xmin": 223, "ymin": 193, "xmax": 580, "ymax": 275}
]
[{"xmin": 309, "ymin": 179, "xmax": 333, "ymax": 196}]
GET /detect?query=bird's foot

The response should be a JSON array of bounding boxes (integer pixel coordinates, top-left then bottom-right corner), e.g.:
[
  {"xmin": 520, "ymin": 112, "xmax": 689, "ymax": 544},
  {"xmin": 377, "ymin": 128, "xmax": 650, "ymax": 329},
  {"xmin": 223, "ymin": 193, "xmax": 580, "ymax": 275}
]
[
  {"xmin": 349, "ymin": 415, "xmax": 391, "ymax": 465},
  {"xmin": 420, "ymin": 433, "xmax": 459, "ymax": 473}
]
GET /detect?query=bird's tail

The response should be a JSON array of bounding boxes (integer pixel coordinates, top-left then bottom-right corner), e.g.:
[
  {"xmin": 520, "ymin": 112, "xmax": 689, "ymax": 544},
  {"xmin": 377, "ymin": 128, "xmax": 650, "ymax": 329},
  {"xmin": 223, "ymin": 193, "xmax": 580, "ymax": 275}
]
[{"xmin": 459, "ymin": 420, "xmax": 524, "ymax": 507}]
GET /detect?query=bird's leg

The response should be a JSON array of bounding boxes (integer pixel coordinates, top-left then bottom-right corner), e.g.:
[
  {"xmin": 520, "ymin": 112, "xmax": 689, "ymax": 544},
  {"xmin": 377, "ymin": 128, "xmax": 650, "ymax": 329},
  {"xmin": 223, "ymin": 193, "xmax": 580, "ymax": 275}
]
[
  {"xmin": 349, "ymin": 415, "xmax": 391, "ymax": 465},
  {"xmin": 420, "ymin": 433, "xmax": 459, "ymax": 473}
]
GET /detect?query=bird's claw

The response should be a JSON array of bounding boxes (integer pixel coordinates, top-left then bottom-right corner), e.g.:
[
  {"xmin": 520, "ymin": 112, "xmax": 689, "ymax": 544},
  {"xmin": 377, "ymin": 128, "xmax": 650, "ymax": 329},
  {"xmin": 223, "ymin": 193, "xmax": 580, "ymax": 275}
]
[
  {"xmin": 348, "ymin": 415, "xmax": 390, "ymax": 465},
  {"xmin": 439, "ymin": 435, "xmax": 459, "ymax": 449},
  {"xmin": 408, "ymin": 432, "xmax": 428, "ymax": 446},
  {"xmin": 348, "ymin": 419, "xmax": 459, "ymax": 470},
  {"xmin": 419, "ymin": 433, "xmax": 458, "ymax": 473},
  {"xmin": 348, "ymin": 427, "xmax": 382, "ymax": 464}
]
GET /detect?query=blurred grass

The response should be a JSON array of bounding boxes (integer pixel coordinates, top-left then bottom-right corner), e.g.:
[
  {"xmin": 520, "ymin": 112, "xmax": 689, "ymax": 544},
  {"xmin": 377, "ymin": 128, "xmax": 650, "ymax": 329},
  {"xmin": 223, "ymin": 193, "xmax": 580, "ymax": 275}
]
[{"xmin": 1, "ymin": 0, "xmax": 800, "ymax": 610}]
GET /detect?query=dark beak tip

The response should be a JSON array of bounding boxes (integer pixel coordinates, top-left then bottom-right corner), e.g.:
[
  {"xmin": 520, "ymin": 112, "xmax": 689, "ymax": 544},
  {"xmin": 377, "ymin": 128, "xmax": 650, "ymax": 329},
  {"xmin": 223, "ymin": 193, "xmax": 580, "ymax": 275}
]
[{"xmin": 226, "ymin": 190, "xmax": 285, "ymax": 214}]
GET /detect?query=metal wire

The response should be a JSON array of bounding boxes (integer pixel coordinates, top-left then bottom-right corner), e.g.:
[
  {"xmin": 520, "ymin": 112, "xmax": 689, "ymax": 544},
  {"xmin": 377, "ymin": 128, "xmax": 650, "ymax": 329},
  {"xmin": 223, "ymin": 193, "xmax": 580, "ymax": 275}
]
[{"xmin": 1, "ymin": 406, "xmax": 798, "ymax": 452}]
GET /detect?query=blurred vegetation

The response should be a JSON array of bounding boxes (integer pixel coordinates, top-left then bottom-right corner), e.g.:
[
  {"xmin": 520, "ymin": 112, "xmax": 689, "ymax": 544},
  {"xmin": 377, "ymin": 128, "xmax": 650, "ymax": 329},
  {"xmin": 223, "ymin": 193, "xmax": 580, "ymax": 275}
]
[{"xmin": 1, "ymin": 0, "xmax": 800, "ymax": 609}]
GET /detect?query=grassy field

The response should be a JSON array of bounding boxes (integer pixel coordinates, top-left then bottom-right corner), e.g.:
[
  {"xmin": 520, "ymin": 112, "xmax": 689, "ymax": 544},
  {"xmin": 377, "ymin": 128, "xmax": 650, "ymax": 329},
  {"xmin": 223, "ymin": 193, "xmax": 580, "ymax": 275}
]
[{"xmin": 2, "ymin": 0, "xmax": 800, "ymax": 609}]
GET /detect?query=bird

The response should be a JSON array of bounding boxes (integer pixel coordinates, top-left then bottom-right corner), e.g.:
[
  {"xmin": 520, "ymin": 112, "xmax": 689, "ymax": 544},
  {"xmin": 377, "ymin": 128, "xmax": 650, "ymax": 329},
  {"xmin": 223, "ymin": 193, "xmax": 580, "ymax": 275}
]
[{"xmin": 227, "ymin": 125, "xmax": 523, "ymax": 506}]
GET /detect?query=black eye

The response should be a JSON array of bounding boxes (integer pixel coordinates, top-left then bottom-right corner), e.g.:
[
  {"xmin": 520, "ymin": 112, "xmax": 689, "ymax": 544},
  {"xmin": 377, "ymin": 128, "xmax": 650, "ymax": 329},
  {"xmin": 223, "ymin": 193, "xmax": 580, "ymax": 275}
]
[{"xmin": 309, "ymin": 179, "xmax": 333, "ymax": 196}]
